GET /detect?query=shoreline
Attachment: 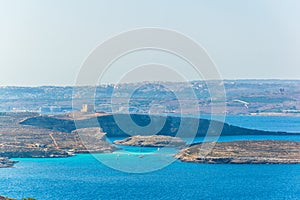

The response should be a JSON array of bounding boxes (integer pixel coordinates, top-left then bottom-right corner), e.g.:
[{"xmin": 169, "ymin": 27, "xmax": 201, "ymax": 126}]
[
  {"xmin": 175, "ymin": 140, "xmax": 300, "ymax": 164},
  {"xmin": 0, "ymin": 157, "xmax": 19, "ymax": 168},
  {"xmin": 5, "ymin": 138, "xmax": 300, "ymax": 166}
]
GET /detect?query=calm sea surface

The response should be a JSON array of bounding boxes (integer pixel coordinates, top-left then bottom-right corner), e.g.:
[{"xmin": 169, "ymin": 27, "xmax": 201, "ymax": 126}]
[{"xmin": 1, "ymin": 115, "xmax": 300, "ymax": 200}]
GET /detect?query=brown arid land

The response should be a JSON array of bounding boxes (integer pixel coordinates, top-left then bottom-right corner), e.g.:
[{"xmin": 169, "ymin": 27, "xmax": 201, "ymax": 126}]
[{"xmin": 175, "ymin": 140, "xmax": 300, "ymax": 164}]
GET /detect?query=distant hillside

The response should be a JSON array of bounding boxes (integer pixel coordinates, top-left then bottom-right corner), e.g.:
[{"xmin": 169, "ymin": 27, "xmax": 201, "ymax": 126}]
[
  {"xmin": 20, "ymin": 113, "xmax": 298, "ymax": 137},
  {"xmin": 1, "ymin": 80, "xmax": 300, "ymax": 116}
]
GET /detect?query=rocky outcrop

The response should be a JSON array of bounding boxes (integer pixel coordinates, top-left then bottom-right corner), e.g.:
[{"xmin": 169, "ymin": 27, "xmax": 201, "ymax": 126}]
[
  {"xmin": 175, "ymin": 140, "xmax": 300, "ymax": 164},
  {"xmin": 114, "ymin": 135, "xmax": 186, "ymax": 147},
  {"xmin": 0, "ymin": 157, "xmax": 18, "ymax": 168},
  {"xmin": 0, "ymin": 195, "xmax": 16, "ymax": 200}
]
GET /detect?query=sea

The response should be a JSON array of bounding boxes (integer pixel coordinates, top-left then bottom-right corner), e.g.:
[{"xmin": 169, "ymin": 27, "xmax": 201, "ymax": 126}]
[{"xmin": 1, "ymin": 115, "xmax": 300, "ymax": 199}]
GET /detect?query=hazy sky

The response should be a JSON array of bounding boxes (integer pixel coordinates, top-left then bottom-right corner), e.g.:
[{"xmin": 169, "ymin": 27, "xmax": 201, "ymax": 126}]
[{"xmin": 0, "ymin": 0, "xmax": 300, "ymax": 86}]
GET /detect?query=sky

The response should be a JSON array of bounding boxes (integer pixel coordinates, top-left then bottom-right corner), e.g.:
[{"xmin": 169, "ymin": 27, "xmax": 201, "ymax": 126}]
[{"xmin": 0, "ymin": 0, "xmax": 300, "ymax": 86}]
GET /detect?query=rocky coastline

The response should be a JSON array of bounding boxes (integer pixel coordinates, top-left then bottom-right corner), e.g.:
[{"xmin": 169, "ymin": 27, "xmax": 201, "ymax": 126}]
[
  {"xmin": 0, "ymin": 113, "xmax": 117, "ymax": 160},
  {"xmin": 175, "ymin": 140, "xmax": 300, "ymax": 164},
  {"xmin": 0, "ymin": 157, "xmax": 18, "ymax": 168},
  {"xmin": 114, "ymin": 135, "xmax": 186, "ymax": 147},
  {"xmin": 1, "ymin": 112, "xmax": 300, "ymax": 165}
]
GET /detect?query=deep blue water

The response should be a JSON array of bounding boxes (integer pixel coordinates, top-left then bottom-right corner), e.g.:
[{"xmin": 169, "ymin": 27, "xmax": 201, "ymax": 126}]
[
  {"xmin": 1, "ymin": 115, "xmax": 300, "ymax": 199},
  {"xmin": 181, "ymin": 114, "xmax": 300, "ymax": 133},
  {"xmin": 223, "ymin": 115, "xmax": 300, "ymax": 133}
]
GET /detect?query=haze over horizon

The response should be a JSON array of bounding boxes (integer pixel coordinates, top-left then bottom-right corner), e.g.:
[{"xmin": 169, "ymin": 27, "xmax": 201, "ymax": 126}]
[{"xmin": 1, "ymin": 0, "xmax": 300, "ymax": 86}]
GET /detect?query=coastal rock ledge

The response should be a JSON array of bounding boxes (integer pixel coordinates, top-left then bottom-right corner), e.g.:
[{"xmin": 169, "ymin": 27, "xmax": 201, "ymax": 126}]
[
  {"xmin": 114, "ymin": 135, "xmax": 186, "ymax": 147},
  {"xmin": 0, "ymin": 157, "xmax": 18, "ymax": 168},
  {"xmin": 175, "ymin": 140, "xmax": 300, "ymax": 164}
]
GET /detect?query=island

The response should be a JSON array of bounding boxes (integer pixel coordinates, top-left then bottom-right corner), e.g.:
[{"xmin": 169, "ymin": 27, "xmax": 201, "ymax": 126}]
[
  {"xmin": 175, "ymin": 140, "xmax": 300, "ymax": 164},
  {"xmin": 114, "ymin": 135, "xmax": 186, "ymax": 147},
  {"xmin": 20, "ymin": 113, "xmax": 299, "ymax": 137}
]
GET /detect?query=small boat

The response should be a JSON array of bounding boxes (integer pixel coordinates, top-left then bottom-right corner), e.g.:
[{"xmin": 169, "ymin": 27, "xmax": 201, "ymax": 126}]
[
  {"xmin": 67, "ymin": 149, "xmax": 75, "ymax": 156},
  {"xmin": 138, "ymin": 154, "xmax": 144, "ymax": 158}
]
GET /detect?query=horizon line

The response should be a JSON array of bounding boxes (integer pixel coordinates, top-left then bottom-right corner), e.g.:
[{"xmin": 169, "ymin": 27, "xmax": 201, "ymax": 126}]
[{"xmin": 1, "ymin": 78, "xmax": 300, "ymax": 87}]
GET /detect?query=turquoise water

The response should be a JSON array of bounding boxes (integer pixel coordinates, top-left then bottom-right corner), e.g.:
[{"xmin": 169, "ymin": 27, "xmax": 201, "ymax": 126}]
[{"xmin": 1, "ymin": 115, "xmax": 300, "ymax": 199}]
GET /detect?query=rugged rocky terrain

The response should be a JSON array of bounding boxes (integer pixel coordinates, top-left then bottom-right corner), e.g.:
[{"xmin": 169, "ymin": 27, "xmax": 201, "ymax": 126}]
[
  {"xmin": 0, "ymin": 112, "xmax": 117, "ymax": 158},
  {"xmin": 0, "ymin": 195, "xmax": 25, "ymax": 200},
  {"xmin": 114, "ymin": 135, "xmax": 186, "ymax": 147},
  {"xmin": 175, "ymin": 140, "xmax": 300, "ymax": 164},
  {"xmin": 0, "ymin": 157, "xmax": 18, "ymax": 168}
]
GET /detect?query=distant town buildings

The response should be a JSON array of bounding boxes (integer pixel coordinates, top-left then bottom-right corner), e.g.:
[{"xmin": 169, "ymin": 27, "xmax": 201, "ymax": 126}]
[
  {"xmin": 81, "ymin": 104, "xmax": 95, "ymax": 113},
  {"xmin": 1, "ymin": 81, "xmax": 300, "ymax": 116},
  {"xmin": 39, "ymin": 106, "xmax": 62, "ymax": 114},
  {"xmin": 39, "ymin": 106, "xmax": 72, "ymax": 114}
]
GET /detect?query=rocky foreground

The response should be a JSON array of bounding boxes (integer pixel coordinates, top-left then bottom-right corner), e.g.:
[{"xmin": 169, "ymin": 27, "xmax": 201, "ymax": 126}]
[
  {"xmin": 0, "ymin": 157, "xmax": 18, "ymax": 168},
  {"xmin": 0, "ymin": 113, "xmax": 117, "ymax": 158},
  {"xmin": 0, "ymin": 196, "xmax": 10, "ymax": 200},
  {"xmin": 114, "ymin": 135, "xmax": 186, "ymax": 147},
  {"xmin": 175, "ymin": 140, "xmax": 300, "ymax": 164},
  {"xmin": 0, "ymin": 195, "xmax": 21, "ymax": 200}
]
